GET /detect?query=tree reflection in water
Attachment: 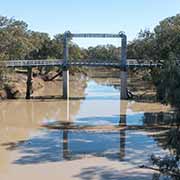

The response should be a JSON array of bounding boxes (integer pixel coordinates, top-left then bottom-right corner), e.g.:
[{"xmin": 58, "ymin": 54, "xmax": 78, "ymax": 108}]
[{"xmin": 143, "ymin": 112, "xmax": 180, "ymax": 179}]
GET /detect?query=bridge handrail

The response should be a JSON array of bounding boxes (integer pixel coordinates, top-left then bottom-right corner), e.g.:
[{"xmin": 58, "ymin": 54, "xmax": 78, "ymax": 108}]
[
  {"xmin": 0, "ymin": 59, "xmax": 171, "ymax": 68},
  {"xmin": 0, "ymin": 59, "xmax": 64, "ymax": 67}
]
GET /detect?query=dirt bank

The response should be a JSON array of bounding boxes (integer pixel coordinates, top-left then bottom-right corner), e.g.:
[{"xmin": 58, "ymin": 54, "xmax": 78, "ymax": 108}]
[
  {"xmin": 0, "ymin": 72, "xmax": 44, "ymax": 99},
  {"xmin": 0, "ymin": 68, "xmax": 88, "ymax": 99},
  {"xmin": 0, "ymin": 68, "xmax": 157, "ymax": 101}
]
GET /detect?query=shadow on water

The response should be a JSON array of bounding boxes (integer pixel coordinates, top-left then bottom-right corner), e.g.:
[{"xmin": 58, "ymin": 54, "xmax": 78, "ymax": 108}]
[
  {"xmin": 2, "ymin": 111, "xmax": 179, "ymax": 166},
  {"xmin": 3, "ymin": 127, "xmax": 121, "ymax": 164},
  {"xmin": 0, "ymin": 129, "xmax": 157, "ymax": 165},
  {"xmin": 73, "ymin": 166, "xmax": 153, "ymax": 180},
  {"xmin": 32, "ymin": 96, "xmax": 120, "ymax": 101},
  {"xmin": 32, "ymin": 96, "xmax": 86, "ymax": 101}
]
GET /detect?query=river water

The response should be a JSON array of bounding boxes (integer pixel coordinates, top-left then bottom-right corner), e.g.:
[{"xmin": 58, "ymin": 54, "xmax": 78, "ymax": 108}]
[{"xmin": 0, "ymin": 75, "xmax": 178, "ymax": 180}]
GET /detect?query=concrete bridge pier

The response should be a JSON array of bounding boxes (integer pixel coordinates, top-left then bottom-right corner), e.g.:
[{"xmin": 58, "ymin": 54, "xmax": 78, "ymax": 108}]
[
  {"xmin": 120, "ymin": 34, "xmax": 128, "ymax": 100},
  {"xmin": 26, "ymin": 67, "xmax": 32, "ymax": 99},
  {"xmin": 120, "ymin": 71, "xmax": 128, "ymax": 99},
  {"xmin": 63, "ymin": 68, "xmax": 69, "ymax": 99}
]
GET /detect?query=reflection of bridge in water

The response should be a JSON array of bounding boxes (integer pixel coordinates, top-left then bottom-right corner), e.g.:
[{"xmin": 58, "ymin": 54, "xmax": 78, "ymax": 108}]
[
  {"xmin": 44, "ymin": 101, "xmax": 128, "ymax": 161},
  {"xmin": 42, "ymin": 100, "xmax": 175, "ymax": 161}
]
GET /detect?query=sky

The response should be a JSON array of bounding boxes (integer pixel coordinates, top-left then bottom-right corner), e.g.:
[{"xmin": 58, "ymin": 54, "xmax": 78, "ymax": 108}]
[{"xmin": 0, "ymin": 0, "xmax": 180, "ymax": 47}]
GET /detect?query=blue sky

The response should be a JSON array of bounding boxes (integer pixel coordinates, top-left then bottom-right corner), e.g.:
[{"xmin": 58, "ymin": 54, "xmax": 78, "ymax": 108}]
[{"xmin": 0, "ymin": 0, "xmax": 180, "ymax": 47}]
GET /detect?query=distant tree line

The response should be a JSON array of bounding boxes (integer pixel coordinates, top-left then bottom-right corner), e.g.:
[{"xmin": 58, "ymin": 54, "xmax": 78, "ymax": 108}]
[{"xmin": 0, "ymin": 16, "xmax": 121, "ymax": 61}]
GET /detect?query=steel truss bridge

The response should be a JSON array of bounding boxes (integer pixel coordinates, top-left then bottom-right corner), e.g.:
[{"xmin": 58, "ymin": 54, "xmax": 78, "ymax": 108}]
[{"xmin": 0, "ymin": 59, "xmax": 162, "ymax": 68}]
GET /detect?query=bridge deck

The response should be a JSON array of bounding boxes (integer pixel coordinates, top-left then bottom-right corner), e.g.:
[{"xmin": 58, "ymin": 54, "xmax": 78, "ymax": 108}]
[{"xmin": 0, "ymin": 59, "xmax": 162, "ymax": 68}]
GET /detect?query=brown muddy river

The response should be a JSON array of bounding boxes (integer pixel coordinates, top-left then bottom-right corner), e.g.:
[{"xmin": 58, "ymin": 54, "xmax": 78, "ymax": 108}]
[{"xmin": 0, "ymin": 75, "xmax": 179, "ymax": 180}]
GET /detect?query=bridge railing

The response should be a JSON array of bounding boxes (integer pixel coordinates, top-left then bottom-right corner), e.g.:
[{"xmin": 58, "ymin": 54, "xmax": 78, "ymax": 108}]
[
  {"xmin": 0, "ymin": 59, "xmax": 166, "ymax": 68},
  {"xmin": 0, "ymin": 59, "xmax": 64, "ymax": 67}
]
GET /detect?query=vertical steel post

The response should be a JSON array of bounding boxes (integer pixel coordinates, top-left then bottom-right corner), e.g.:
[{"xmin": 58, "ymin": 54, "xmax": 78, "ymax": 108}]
[
  {"xmin": 26, "ymin": 67, "xmax": 32, "ymax": 99},
  {"xmin": 120, "ymin": 34, "xmax": 128, "ymax": 99},
  {"xmin": 63, "ymin": 32, "xmax": 69, "ymax": 99},
  {"xmin": 119, "ymin": 99, "xmax": 128, "ymax": 160}
]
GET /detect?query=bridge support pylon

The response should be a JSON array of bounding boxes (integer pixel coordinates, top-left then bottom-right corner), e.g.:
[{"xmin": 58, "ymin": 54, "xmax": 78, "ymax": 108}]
[
  {"xmin": 63, "ymin": 68, "xmax": 69, "ymax": 99},
  {"xmin": 120, "ymin": 70, "xmax": 128, "ymax": 99},
  {"xmin": 26, "ymin": 67, "xmax": 32, "ymax": 99},
  {"xmin": 120, "ymin": 33, "xmax": 128, "ymax": 100}
]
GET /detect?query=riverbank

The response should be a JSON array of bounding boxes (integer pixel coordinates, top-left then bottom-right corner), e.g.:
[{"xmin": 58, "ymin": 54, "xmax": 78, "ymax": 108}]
[
  {"xmin": 0, "ymin": 68, "xmax": 157, "ymax": 102},
  {"xmin": 0, "ymin": 67, "xmax": 88, "ymax": 99},
  {"xmin": 0, "ymin": 72, "xmax": 44, "ymax": 99}
]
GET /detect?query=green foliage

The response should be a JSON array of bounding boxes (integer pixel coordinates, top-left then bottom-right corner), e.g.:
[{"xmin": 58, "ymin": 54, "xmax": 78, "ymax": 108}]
[
  {"xmin": 0, "ymin": 16, "xmax": 121, "ymax": 64},
  {"xmin": 154, "ymin": 14, "xmax": 180, "ymax": 60},
  {"xmin": 0, "ymin": 16, "xmax": 30, "ymax": 60},
  {"xmin": 127, "ymin": 29, "xmax": 157, "ymax": 61},
  {"xmin": 128, "ymin": 14, "xmax": 180, "ymax": 108},
  {"xmin": 87, "ymin": 45, "xmax": 120, "ymax": 62},
  {"xmin": 128, "ymin": 14, "xmax": 180, "ymax": 61},
  {"xmin": 154, "ymin": 56, "xmax": 180, "ymax": 108}
]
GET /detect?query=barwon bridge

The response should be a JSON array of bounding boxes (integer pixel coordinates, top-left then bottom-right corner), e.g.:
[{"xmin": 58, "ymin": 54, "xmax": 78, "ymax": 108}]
[{"xmin": 0, "ymin": 32, "xmax": 162, "ymax": 100}]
